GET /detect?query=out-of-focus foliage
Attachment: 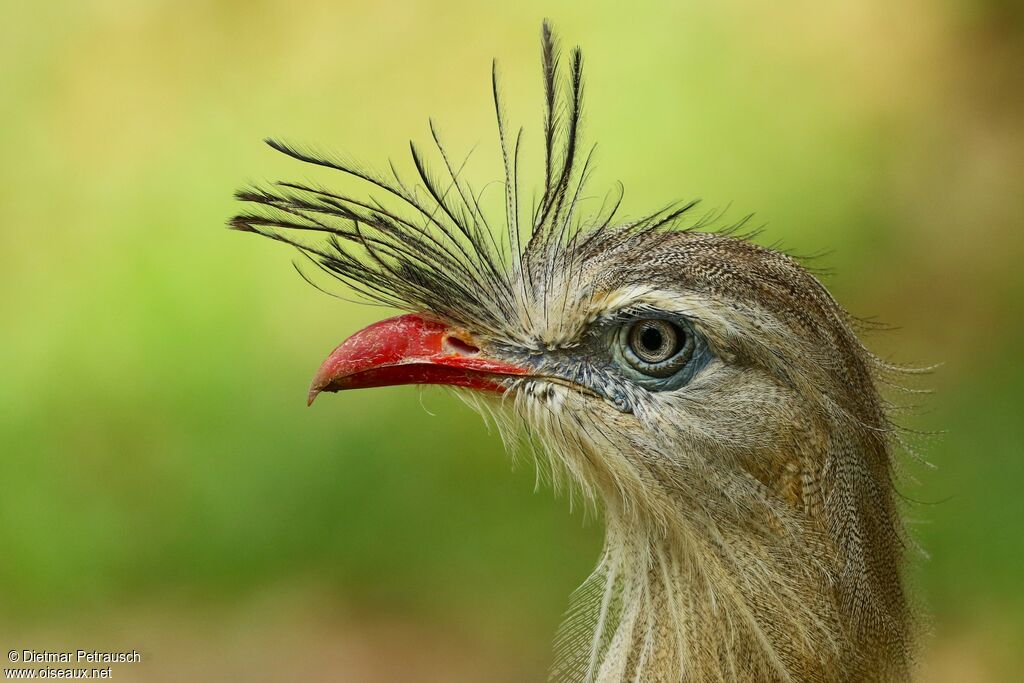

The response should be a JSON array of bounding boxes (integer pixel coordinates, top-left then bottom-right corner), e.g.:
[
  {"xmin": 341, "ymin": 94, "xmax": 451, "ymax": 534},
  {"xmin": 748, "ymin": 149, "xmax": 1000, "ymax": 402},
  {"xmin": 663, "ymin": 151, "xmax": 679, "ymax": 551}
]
[{"xmin": 2, "ymin": 1, "xmax": 1021, "ymax": 680}]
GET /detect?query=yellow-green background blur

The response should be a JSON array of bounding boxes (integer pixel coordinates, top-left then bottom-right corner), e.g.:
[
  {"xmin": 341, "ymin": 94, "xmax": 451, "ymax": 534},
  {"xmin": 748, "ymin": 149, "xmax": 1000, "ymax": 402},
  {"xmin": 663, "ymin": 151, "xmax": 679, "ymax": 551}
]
[{"xmin": 3, "ymin": 1, "xmax": 1022, "ymax": 681}]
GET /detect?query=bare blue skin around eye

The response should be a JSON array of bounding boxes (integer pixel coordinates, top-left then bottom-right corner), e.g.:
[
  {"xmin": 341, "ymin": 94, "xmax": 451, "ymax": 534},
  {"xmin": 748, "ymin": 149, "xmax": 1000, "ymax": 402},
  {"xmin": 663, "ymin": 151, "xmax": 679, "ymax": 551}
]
[{"xmin": 497, "ymin": 315, "xmax": 715, "ymax": 414}]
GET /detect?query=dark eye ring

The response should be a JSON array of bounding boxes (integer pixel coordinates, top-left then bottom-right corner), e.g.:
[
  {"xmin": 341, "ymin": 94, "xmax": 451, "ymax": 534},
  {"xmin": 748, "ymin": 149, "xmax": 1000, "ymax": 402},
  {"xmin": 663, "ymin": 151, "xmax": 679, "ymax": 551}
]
[{"xmin": 619, "ymin": 319, "xmax": 693, "ymax": 378}]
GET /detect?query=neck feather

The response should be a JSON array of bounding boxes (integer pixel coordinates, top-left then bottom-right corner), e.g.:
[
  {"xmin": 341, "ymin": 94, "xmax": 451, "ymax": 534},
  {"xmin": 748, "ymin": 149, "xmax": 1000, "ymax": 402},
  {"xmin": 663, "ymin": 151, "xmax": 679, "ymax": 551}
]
[{"xmin": 547, "ymin": 431, "xmax": 911, "ymax": 683}]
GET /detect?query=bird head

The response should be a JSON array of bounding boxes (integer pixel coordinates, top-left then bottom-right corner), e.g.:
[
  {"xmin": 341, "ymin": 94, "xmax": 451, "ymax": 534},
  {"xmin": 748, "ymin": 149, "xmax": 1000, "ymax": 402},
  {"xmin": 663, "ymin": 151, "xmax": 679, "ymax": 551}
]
[
  {"xmin": 301, "ymin": 230, "xmax": 874, "ymax": 525},
  {"xmin": 232, "ymin": 22, "xmax": 912, "ymax": 683}
]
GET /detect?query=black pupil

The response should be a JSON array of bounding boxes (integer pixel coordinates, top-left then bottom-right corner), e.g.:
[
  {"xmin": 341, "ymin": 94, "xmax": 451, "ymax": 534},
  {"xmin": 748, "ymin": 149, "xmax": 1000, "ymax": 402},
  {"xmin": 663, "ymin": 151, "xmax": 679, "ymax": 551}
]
[{"xmin": 640, "ymin": 326, "xmax": 663, "ymax": 352}]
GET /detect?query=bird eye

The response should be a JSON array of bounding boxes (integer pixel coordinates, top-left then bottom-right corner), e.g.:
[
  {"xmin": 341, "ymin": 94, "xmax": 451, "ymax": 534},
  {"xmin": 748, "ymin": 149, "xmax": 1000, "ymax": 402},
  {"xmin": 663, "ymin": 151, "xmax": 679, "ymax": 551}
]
[
  {"xmin": 628, "ymin": 320, "xmax": 679, "ymax": 363},
  {"xmin": 618, "ymin": 319, "xmax": 694, "ymax": 379}
]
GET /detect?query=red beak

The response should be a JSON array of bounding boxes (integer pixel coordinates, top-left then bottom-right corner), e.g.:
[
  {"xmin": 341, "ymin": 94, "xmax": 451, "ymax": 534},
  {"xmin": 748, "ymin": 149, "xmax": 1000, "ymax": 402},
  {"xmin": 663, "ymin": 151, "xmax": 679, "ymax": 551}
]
[{"xmin": 307, "ymin": 314, "xmax": 530, "ymax": 405}]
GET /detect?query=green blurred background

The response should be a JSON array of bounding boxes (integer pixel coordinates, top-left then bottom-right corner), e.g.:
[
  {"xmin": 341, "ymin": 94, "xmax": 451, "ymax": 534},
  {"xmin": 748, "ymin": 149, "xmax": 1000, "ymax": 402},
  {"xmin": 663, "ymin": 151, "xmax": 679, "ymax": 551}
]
[{"xmin": 2, "ymin": 1, "xmax": 1022, "ymax": 680}]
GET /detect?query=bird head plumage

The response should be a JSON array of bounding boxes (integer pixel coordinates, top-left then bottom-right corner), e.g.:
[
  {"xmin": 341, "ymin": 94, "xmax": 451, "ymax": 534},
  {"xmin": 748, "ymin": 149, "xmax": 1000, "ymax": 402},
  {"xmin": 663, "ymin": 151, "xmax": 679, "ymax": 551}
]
[{"xmin": 232, "ymin": 22, "xmax": 914, "ymax": 683}]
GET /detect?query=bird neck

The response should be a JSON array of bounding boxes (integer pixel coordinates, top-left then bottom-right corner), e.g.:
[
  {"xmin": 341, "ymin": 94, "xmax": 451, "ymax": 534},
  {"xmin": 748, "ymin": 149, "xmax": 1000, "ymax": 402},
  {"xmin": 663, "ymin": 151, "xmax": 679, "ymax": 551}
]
[
  {"xmin": 551, "ymin": 469, "xmax": 910, "ymax": 683},
  {"xmin": 552, "ymin": 515, "xmax": 840, "ymax": 682}
]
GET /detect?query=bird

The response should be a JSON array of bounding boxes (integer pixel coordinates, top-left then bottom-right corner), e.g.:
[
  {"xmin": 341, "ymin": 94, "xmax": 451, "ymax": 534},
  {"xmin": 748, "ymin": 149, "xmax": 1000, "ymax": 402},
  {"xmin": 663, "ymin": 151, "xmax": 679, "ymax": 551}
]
[{"xmin": 231, "ymin": 22, "xmax": 915, "ymax": 683}]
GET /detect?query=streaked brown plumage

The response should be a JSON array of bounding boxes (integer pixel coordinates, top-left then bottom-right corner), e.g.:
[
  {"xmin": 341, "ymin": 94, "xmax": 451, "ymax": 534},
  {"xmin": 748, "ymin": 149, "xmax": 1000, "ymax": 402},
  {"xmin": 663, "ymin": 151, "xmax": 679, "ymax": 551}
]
[{"xmin": 232, "ymin": 22, "xmax": 916, "ymax": 683}]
